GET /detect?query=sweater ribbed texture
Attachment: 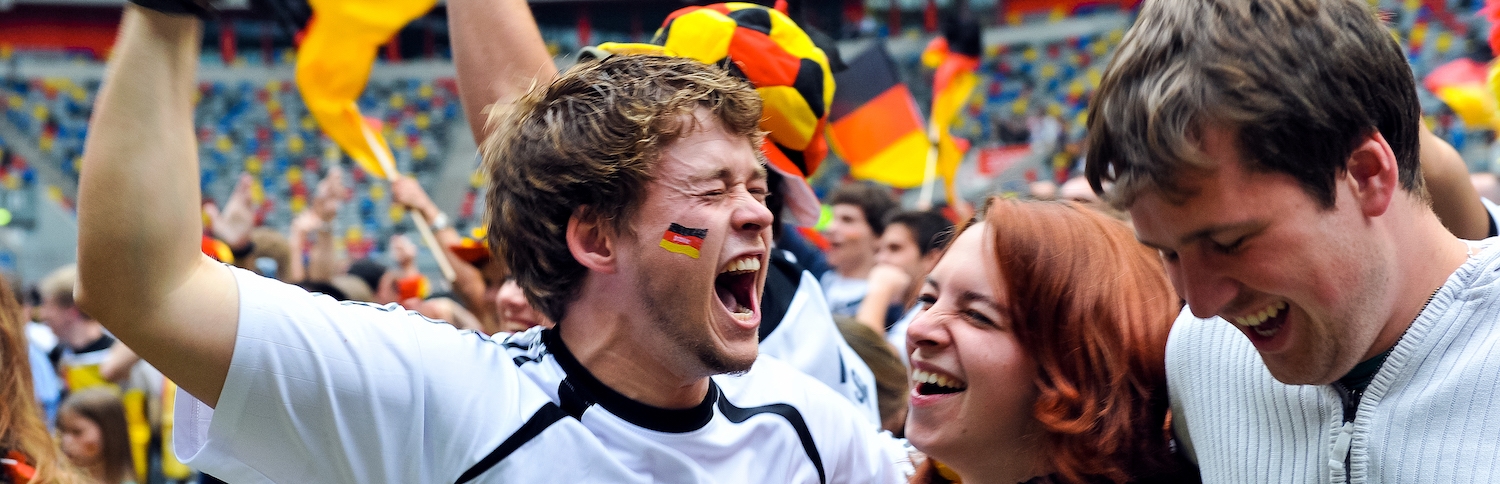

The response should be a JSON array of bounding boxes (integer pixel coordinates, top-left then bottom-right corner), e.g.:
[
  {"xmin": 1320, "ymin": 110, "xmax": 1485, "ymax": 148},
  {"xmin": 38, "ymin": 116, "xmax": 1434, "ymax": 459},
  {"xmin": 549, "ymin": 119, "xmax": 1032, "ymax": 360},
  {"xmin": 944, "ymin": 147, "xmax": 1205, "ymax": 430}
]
[{"xmin": 1167, "ymin": 241, "xmax": 1500, "ymax": 483}]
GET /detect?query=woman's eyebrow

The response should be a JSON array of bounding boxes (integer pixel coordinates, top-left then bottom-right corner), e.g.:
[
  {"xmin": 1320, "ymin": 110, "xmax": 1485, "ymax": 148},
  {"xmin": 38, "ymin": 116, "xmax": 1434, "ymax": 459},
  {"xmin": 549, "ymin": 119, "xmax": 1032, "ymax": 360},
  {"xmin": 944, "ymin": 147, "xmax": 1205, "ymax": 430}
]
[{"xmin": 957, "ymin": 290, "xmax": 1003, "ymax": 311}]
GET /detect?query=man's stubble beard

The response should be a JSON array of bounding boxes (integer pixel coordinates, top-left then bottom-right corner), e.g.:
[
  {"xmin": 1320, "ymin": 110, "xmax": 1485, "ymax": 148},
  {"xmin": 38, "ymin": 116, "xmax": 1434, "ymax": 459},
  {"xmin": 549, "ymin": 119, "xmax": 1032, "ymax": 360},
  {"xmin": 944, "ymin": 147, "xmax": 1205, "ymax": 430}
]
[
  {"xmin": 636, "ymin": 270, "xmax": 757, "ymax": 377},
  {"xmin": 1263, "ymin": 249, "xmax": 1390, "ymax": 386}
]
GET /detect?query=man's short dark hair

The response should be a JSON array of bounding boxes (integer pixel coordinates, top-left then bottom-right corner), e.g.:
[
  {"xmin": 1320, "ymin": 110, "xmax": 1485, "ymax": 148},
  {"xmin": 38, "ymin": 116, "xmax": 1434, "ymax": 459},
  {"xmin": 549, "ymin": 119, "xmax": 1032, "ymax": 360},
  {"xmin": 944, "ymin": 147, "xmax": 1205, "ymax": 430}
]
[
  {"xmin": 884, "ymin": 210, "xmax": 955, "ymax": 256},
  {"xmin": 828, "ymin": 182, "xmax": 898, "ymax": 236},
  {"xmin": 483, "ymin": 55, "xmax": 764, "ymax": 323},
  {"xmin": 1084, "ymin": 0, "xmax": 1423, "ymax": 209}
]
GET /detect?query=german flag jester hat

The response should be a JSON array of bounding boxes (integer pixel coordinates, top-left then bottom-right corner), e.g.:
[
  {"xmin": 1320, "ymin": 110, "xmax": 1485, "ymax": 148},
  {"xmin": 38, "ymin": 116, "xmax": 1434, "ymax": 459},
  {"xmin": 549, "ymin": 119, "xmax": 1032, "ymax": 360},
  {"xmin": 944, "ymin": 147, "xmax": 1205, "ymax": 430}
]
[{"xmin": 593, "ymin": 2, "xmax": 834, "ymax": 226}]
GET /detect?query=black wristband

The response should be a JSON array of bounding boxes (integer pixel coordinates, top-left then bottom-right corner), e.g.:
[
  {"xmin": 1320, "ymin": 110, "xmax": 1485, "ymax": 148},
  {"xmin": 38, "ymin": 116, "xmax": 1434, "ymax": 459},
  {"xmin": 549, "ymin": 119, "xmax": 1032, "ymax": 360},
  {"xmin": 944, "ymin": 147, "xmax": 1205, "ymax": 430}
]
[{"xmin": 128, "ymin": 0, "xmax": 215, "ymax": 19}]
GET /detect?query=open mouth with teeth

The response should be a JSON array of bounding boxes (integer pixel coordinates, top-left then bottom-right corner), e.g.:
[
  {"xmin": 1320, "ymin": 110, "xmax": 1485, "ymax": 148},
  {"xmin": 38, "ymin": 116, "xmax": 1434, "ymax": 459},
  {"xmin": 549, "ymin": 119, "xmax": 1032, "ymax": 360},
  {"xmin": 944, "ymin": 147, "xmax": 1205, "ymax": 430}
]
[
  {"xmin": 1232, "ymin": 301, "xmax": 1289, "ymax": 340},
  {"xmin": 716, "ymin": 256, "xmax": 761, "ymax": 322},
  {"xmin": 912, "ymin": 369, "xmax": 967, "ymax": 395}
]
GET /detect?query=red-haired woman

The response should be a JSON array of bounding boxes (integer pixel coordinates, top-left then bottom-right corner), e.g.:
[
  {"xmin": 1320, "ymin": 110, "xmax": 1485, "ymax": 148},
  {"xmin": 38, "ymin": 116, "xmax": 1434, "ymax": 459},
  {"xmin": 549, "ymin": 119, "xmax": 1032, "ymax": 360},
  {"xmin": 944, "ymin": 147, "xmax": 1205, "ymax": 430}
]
[
  {"xmin": 2, "ymin": 276, "xmax": 84, "ymax": 484},
  {"xmin": 905, "ymin": 199, "xmax": 1197, "ymax": 483}
]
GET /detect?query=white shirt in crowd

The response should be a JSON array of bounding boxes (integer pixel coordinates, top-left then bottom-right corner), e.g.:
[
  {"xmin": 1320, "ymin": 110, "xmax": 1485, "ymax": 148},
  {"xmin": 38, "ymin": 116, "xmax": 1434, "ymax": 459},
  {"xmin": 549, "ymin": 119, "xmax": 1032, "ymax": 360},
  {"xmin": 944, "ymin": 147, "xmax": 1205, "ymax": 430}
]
[
  {"xmin": 174, "ymin": 267, "xmax": 904, "ymax": 483},
  {"xmin": 758, "ymin": 254, "xmax": 881, "ymax": 424}
]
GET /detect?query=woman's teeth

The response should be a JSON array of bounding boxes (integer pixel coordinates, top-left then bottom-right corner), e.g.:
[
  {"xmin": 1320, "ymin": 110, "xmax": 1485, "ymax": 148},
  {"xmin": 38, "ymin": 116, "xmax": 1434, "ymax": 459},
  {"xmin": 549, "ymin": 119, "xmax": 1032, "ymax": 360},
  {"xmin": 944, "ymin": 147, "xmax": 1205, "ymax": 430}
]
[
  {"xmin": 1233, "ymin": 301, "xmax": 1287, "ymax": 328},
  {"xmin": 912, "ymin": 369, "xmax": 966, "ymax": 391}
]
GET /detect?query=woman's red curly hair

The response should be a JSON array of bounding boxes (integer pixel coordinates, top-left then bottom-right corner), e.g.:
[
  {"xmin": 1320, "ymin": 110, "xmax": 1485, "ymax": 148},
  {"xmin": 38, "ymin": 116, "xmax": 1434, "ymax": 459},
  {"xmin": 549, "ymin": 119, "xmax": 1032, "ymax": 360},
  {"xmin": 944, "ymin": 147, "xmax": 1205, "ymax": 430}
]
[{"xmin": 986, "ymin": 198, "xmax": 1181, "ymax": 483}]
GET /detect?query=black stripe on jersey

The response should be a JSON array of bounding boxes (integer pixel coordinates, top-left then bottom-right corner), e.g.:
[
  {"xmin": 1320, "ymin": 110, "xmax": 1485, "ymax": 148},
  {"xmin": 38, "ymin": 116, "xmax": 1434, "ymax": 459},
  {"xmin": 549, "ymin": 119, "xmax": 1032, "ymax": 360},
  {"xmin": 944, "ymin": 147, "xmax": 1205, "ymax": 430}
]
[
  {"xmin": 511, "ymin": 355, "xmax": 539, "ymax": 367},
  {"xmin": 556, "ymin": 378, "xmax": 596, "ymax": 420},
  {"xmin": 716, "ymin": 398, "xmax": 826, "ymax": 484},
  {"xmin": 339, "ymin": 300, "xmax": 402, "ymax": 312},
  {"xmin": 454, "ymin": 403, "xmax": 569, "ymax": 484},
  {"xmin": 838, "ymin": 352, "xmax": 846, "ymax": 384},
  {"xmin": 544, "ymin": 329, "xmax": 718, "ymax": 432}
]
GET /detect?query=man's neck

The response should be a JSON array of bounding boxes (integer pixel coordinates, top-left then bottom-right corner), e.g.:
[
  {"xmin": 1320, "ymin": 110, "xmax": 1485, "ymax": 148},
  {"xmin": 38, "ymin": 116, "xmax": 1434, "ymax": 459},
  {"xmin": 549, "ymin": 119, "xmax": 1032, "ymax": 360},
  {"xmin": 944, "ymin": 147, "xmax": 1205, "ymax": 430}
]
[
  {"xmin": 557, "ymin": 303, "xmax": 711, "ymax": 410},
  {"xmin": 1368, "ymin": 203, "xmax": 1470, "ymax": 361}
]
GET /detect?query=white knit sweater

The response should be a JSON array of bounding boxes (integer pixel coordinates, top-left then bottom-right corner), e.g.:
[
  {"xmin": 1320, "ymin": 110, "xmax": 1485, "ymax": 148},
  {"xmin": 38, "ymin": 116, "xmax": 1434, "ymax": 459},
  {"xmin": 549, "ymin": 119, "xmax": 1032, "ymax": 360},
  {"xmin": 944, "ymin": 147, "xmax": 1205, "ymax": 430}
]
[{"xmin": 1166, "ymin": 241, "xmax": 1500, "ymax": 483}]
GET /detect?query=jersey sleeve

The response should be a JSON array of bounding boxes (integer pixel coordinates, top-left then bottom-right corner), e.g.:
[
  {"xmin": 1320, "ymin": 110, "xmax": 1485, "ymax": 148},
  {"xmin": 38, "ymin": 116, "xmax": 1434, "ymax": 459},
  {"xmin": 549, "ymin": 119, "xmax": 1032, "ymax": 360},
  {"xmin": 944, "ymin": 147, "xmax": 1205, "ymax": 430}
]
[{"xmin": 171, "ymin": 267, "xmax": 600, "ymax": 483}]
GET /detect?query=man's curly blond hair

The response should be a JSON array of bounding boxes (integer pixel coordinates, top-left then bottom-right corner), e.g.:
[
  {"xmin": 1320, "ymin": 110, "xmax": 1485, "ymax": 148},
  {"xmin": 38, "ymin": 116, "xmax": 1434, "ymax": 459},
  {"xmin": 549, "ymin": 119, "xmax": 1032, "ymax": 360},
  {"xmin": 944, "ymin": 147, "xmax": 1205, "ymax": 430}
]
[{"xmin": 482, "ymin": 55, "xmax": 764, "ymax": 323}]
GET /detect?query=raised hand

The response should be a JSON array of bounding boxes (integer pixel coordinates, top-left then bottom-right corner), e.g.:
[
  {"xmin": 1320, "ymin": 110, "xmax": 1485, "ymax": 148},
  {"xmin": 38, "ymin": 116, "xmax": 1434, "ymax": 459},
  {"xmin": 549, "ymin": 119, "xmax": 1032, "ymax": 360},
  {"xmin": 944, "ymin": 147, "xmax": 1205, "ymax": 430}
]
[
  {"xmin": 208, "ymin": 173, "xmax": 257, "ymax": 251},
  {"xmin": 312, "ymin": 165, "xmax": 351, "ymax": 223}
]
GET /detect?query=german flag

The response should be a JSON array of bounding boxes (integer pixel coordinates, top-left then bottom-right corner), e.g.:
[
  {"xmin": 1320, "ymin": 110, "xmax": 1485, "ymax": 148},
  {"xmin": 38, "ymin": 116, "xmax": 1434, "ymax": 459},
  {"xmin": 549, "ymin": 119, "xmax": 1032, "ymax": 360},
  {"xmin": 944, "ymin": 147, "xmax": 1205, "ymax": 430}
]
[
  {"xmin": 924, "ymin": 16, "xmax": 982, "ymax": 206},
  {"xmin": 660, "ymin": 223, "xmax": 708, "ymax": 259},
  {"xmin": 826, "ymin": 43, "xmax": 929, "ymax": 188}
]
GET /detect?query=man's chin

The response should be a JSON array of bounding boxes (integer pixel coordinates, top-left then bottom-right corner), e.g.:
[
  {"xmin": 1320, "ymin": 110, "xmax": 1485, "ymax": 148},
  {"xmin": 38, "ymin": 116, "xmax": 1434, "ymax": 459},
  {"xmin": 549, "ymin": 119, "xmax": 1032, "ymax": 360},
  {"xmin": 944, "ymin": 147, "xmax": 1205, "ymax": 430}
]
[
  {"xmin": 1260, "ymin": 356, "xmax": 1343, "ymax": 386},
  {"xmin": 699, "ymin": 343, "xmax": 758, "ymax": 376}
]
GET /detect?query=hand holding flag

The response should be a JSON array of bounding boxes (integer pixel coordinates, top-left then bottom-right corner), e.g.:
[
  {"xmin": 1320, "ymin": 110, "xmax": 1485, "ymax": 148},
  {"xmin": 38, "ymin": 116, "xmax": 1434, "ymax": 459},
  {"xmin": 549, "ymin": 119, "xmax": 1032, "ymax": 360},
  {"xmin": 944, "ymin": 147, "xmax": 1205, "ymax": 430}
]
[{"xmin": 296, "ymin": 0, "xmax": 455, "ymax": 281}]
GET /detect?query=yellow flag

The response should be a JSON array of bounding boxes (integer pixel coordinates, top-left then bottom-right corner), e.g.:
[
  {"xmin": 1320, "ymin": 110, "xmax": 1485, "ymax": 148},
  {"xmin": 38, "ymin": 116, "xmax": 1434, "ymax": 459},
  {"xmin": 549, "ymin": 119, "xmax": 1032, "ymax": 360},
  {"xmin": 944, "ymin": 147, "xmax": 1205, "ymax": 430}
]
[
  {"xmin": 296, "ymin": 0, "xmax": 437, "ymax": 179},
  {"xmin": 923, "ymin": 35, "xmax": 980, "ymax": 206}
]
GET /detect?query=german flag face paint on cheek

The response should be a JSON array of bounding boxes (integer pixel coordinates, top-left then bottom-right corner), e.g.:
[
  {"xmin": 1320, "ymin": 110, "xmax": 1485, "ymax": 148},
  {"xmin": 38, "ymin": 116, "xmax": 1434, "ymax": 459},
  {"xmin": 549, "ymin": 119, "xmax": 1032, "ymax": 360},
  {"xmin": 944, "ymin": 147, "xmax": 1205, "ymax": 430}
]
[{"xmin": 660, "ymin": 223, "xmax": 708, "ymax": 259}]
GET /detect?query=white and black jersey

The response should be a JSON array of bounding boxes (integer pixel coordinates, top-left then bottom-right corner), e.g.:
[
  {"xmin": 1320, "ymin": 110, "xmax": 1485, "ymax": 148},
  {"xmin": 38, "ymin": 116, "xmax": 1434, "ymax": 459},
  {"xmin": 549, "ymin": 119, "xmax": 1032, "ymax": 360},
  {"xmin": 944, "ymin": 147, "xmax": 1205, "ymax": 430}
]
[
  {"xmin": 758, "ymin": 249, "xmax": 881, "ymax": 424},
  {"xmin": 174, "ymin": 267, "xmax": 903, "ymax": 483},
  {"xmin": 504, "ymin": 328, "xmax": 903, "ymax": 483}
]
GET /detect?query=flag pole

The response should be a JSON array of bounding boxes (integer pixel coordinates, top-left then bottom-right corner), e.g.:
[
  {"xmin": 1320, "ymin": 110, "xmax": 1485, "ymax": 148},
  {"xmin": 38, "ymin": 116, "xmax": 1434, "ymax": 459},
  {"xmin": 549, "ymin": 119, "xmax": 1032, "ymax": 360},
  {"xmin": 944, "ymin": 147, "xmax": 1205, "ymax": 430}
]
[
  {"xmin": 916, "ymin": 120, "xmax": 941, "ymax": 210},
  {"xmin": 358, "ymin": 113, "xmax": 458, "ymax": 283}
]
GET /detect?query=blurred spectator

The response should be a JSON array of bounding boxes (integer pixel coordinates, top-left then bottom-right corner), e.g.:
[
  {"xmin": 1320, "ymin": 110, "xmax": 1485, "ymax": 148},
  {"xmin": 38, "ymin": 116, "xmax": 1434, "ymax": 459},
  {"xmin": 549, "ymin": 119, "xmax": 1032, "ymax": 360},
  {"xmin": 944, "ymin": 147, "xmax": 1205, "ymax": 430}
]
[
  {"xmin": 820, "ymin": 182, "xmax": 899, "ymax": 323},
  {"xmin": 496, "ymin": 278, "xmax": 550, "ymax": 331},
  {"xmin": 870, "ymin": 210, "xmax": 954, "ymax": 358},
  {"xmin": 8, "ymin": 276, "xmax": 63, "ymax": 431},
  {"xmin": 203, "ymin": 175, "xmax": 257, "ymax": 265},
  {"xmin": 286, "ymin": 165, "xmax": 353, "ymax": 284},
  {"xmin": 347, "ymin": 259, "xmax": 399, "ymax": 305},
  {"xmin": 390, "ymin": 175, "xmax": 505, "ymax": 333},
  {"xmin": 1473, "ymin": 172, "xmax": 1500, "ymax": 202},
  {"xmin": 295, "ymin": 281, "xmax": 350, "ymax": 302},
  {"xmin": 2, "ymin": 274, "xmax": 83, "ymax": 483},
  {"xmin": 57, "ymin": 389, "xmax": 134, "ymax": 484},
  {"xmin": 1027, "ymin": 180, "xmax": 1058, "ymax": 200},
  {"xmin": 38, "ymin": 265, "xmax": 118, "ymax": 392},
  {"xmin": 1418, "ymin": 122, "xmax": 1490, "ymax": 240},
  {"xmin": 327, "ymin": 275, "xmax": 375, "ymax": 303},
  {"xmin": 835, "ymin": 317, "xmax": 909, "ymax": 437},
  {"xmin": 416, "ymin": 296, "xmax": 483, "ymax": 332},
  {"xmin": 95, "ymin": 343, "xmax": 170, "ymax": 484},
  {"xmin": 388, "ymin": 234, "xmax": 429, "ymax": 309},
  {"xmin": 1057, "ymin": 177, "xmax": 1098, "ymax": 204}
]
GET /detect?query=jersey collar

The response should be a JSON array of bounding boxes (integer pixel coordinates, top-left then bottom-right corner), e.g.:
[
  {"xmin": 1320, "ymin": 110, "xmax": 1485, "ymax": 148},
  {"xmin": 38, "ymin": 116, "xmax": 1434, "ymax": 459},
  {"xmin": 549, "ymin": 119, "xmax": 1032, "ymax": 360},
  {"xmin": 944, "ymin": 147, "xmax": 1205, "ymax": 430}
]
[{"xmin": 543, "ymin": 329, "xmax": 718, "ymax": 433}]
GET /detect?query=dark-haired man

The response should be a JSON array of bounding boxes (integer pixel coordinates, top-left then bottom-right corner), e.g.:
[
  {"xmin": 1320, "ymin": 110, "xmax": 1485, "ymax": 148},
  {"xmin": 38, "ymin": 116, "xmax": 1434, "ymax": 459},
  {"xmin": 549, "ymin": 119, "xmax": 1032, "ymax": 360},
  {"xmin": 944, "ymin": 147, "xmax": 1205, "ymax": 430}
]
[
  {"xmin": 870, "ymin": 210, "xmax": 953, "ymax": 360},
  {"xmin": 76, "ymin": 5, "xmax": 900, "ymax": 483},
  {"xmin": 1085, "ymin": 0, "xmax": 1500, "ymax": 480},
  {"xmin": 820, "ymin": 182, "xmax": 900, "ymax": 329}
]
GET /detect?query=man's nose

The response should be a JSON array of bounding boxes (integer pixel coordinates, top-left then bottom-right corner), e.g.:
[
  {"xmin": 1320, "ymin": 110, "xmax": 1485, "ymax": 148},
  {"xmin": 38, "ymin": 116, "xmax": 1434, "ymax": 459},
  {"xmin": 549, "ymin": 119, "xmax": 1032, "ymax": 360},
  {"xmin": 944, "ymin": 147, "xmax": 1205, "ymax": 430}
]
[
  {"xmin": 1175, "ymin": 253, "xmax": 1238, "ymax": 320},
  {"xmin": 733, "ymin": 191, "xmax": 774, "ymax": 233}
]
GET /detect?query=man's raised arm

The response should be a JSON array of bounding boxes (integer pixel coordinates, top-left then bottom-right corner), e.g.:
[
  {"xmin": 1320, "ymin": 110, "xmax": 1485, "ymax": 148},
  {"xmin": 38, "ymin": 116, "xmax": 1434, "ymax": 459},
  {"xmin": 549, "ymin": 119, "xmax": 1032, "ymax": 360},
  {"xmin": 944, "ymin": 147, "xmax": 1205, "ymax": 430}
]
[
  {"xmin": 76, "ymin": 6, "xmax": 238, "ymax": 407},
  {"xmin": 447, "ymin": 0, "xmax": 557, "ymax": 143}
]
